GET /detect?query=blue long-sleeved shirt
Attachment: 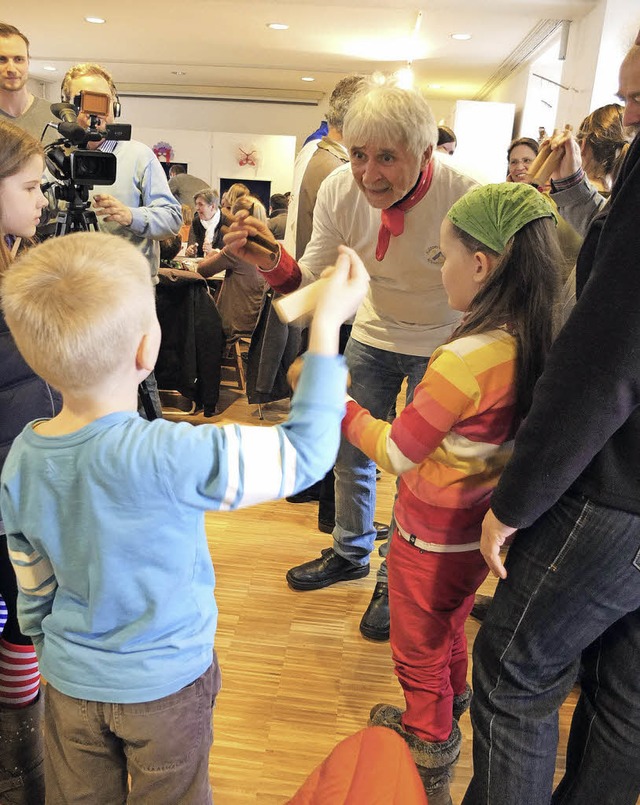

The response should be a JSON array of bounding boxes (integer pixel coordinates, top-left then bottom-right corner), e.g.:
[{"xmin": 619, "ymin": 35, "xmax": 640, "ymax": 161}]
[
  {"xmin": 95, "ymin": 139, "xmax": 182, "ymax": 277},
  {"xmin": 1, "ymin": 353, "xmax": 346, "ymax": 703}
]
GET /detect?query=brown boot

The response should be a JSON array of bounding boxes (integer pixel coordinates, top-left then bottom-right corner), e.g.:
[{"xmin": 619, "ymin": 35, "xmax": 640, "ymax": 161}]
[{"xmin": 368, "ymin": 703, "xmax": 461, "ymax": 805}]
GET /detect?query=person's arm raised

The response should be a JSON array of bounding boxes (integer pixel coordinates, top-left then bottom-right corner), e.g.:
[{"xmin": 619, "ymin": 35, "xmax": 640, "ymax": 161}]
[{"xmin": 306, "ymin": 245, "xmax": 370, "ymax": 356}]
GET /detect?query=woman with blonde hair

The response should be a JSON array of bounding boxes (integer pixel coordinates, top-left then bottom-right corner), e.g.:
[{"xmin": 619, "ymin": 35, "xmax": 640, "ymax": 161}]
[
  {"xmin": 222, "ymin": 182, "xmax": 250, "ymax": 212},
  {"xmin": 198, "ymin": 195, "xmax": 267, "ymax": 341}
]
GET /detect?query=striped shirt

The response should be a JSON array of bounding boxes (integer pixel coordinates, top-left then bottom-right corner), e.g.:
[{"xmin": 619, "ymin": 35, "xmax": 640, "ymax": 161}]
[
  {"xmin": 0, "ymin": 640, "xmax": 40, "ymax": 705},
  {"xmin": 342, "ymin": 330, "xmax": 518, "ymax": 549}
]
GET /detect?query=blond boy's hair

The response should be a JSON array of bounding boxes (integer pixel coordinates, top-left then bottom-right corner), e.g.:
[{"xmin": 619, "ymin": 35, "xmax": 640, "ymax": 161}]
[{"xmin": 1, "ymin": 232, "xmax": 155, "ymax": 392}]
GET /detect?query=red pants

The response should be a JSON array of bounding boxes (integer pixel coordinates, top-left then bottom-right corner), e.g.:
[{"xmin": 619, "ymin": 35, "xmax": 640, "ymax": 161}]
[{"xmin": 388, "ymin": 529, "xmax": 489, "ymax": 742}]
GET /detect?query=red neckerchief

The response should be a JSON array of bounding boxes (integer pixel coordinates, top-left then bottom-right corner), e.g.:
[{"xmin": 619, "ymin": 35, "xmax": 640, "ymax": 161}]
[{"xmin": 376, "ymin": 160, "xmax": 434, "ymax": 261}]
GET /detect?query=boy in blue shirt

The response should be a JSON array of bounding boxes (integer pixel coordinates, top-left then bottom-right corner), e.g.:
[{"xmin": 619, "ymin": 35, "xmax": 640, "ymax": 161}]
[{"xmin": 0, "ymin": 231, "xmax": 368, "ymax": 804}]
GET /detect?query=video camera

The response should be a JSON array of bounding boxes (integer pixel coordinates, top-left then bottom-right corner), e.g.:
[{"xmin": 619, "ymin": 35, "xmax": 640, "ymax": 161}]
[{"xmin": 43, "ymin": 91, "xmax": 132, "ymax": 235}]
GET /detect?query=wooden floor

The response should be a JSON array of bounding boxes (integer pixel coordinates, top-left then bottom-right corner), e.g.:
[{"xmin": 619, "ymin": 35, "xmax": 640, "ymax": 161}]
[{"xmin": 164, "ymin": 382, "xmax": 579, "ymax": 804}]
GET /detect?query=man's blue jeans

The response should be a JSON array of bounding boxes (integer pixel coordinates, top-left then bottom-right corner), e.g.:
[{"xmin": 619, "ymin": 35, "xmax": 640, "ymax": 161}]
[
  {"xmin": 463, "ymin": 491, "xmax": 640, "ymax": 805},
  {"xmin": 333, "ymin": 338, "xmax": 428, "ymax": 567}
]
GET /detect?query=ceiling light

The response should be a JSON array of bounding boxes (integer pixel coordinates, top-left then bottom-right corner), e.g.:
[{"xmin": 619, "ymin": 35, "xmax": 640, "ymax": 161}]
[
  {"xmin": 301, "ymin": 76, "xmax": 315, "ymax": 82},
  {"xmin": 85, "ymin": 16, "xmax": 106, "ymax": 24},
  {"xmin": 395, "ymin": 65, "xmax": 414, "ymax": 90},
  {"xmin": 172, "ymin": 71, "xmax": 186, "ymax": 76},
  {"xmin": 429, "ymin": 83, "xmax": 442, "ymax": 89},
  {"xmin": 43, "ymin": 65, "xmax": 57, "ymax": 72},
  {"xmin": 267, "ymin": 23, "xmax": 289, "ymax": 30},
  {"xmin": 451, "ymin": 33, "xmax": 471, "ymax": 41}
]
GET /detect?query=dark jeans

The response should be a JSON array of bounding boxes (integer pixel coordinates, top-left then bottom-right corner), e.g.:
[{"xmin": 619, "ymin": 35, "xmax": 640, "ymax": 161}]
[{"xmin": 463, "ymin": 492, "xmax": 640, "ymax": 805}]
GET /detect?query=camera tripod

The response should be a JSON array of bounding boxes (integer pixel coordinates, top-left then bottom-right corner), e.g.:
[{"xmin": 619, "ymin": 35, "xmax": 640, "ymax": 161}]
[
  {"xmin": 50, "ymin": 183, "xmax": 161, "ymax": 421},
  {"xmin": 52, "ymin": 185, "xmax": 100, "ymax": 236}
]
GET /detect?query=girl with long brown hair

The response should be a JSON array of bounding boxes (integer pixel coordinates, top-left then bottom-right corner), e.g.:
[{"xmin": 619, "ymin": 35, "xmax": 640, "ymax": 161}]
[
  {"xmin": 341, "ymin": 182, "xmax": 561, "ymax": 803},
  {"xmin": 0, "ymin": 117, "xmax": 57, "ymax": 804}
]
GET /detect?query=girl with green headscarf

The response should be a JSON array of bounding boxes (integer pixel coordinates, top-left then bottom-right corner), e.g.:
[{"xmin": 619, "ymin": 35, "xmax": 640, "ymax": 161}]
[{"xmin": 341, "ymin": 181, "xmax": 561, "ymax": 803}]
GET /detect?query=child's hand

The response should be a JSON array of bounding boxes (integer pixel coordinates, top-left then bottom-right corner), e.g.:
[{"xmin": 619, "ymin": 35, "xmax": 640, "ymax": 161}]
[
  {"xmin": 314, "ymin": 246, "xmax": 370, "ymax": 325},
  {"xmin": 307, "ymin": 246, "xmax": 369, "ymax": 356}
]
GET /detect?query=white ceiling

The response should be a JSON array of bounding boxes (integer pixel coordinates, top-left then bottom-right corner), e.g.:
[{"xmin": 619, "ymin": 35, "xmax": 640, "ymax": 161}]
[{"xmin": 12, "ymin": 0, "xmax": 598, "ymax": 106}]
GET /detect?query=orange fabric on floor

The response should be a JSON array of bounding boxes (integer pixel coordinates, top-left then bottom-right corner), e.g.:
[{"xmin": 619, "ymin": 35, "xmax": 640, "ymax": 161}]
[{"xmin": 287, "ymin": 726, "xmax": 428, "ymax": 805}]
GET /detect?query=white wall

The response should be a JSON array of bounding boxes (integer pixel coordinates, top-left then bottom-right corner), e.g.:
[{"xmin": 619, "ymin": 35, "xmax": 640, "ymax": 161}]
[
  {"xmin": 480, "ymin": 0, "xmax": 638, "ymax": 146},
  {"xmin": 131, "ymin": 126, "xmax": 296, "ymax": 196},
  {"xmin": 590, "ymin": 0, "xmax": 640, "ymax": 109},
  {"xmin": 556, "ymin": 2, "xmax": 608, "ymax": 129},
  {"xmin": 520, "ymin": 40, "xmax": 563, "ymax": 142},
  {"xmin": 211, "ymin": 132, "xmax": 296, "ymax": 195},
  {"xmin": 451, "ymin": 100, "xmax": 515, "ymax": 183},
  {"xmin": 424, "ymin": 97, "xmax": 458, "ymax": 127},
  {"xmin": 556, "ymin": 0, "xmax": 639, "ymax": 129},
  {"xmin": 485, "ymin": 65, "xmax": 531, "ymax": 139},
  {"xmin": 121, "ymin": 95, "xmax": 322, "ymax": 155}
]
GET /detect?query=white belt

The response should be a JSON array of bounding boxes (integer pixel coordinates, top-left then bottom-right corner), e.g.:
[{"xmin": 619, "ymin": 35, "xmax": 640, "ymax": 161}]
[{"xmin": 396, "ymin": 521, "xmax": 480, "ymax": 553}]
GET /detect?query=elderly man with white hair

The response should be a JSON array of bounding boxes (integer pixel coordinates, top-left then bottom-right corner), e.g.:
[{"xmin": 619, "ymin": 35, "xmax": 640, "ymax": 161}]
[{"xmin": 225, "ymin": 79, "xmax": 477, "ymax": 656}]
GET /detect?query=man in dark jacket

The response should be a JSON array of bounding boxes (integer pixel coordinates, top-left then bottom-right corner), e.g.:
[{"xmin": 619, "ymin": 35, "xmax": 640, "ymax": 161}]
[
  {"xmin": 267, "ymin": 193, "xmax": 288, "ymax": 240},
  {"xmin": 168, "ymin": 164, "xmax": 208, "ymax": 211},
  {"xmin": 463, "ymin": 39, "xmax": 640, "ymax": 805}
]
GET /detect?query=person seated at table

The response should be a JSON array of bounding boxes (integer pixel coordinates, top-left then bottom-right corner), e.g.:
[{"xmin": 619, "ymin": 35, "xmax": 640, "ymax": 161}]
[
  {"xmin": 185, "ymin": 189, "xmax": 223, "ymax": 257},
  {"xmin": 159, "ymin": 235, "xmax": 183, "ymax": 268},
  {"xmin": 221, "ymin": 183, "xmax": 250, "ymax": 216},
  {"xmin": 197, "ymin": 195, "xmax": 268, "ymax": 343},
  {"xmin": 178, "ymin": 204, "xmax": 193, "ymax": 245}
]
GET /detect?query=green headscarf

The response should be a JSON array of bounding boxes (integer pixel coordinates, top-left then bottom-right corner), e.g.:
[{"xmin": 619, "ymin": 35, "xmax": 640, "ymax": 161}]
[{"xmin": 447, "ymin": 182, "xmax": 558, "ymax": 254}]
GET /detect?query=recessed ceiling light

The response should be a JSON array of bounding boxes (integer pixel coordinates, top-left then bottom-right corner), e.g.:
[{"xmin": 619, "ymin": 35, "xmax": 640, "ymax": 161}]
[
  {"xmin": 267, "ymin": 23, "xmax": 289, "ymax": 30},
  {"xmin": 451, "ymin": 33, "xmax": 471, "ymax": 41},
  {"xmin": 395, "ymin": 66, "xmax": 414, "ymax": 90},
  {"xmin": 172, "ymin": 71, "xmax": 186, "ymax": 76},
  {"xmin": 301, "ymin": 76, "xmax": 315, "ymax": 82},
  {"xmin": 43, "ymin": 65, "xmax": 57, "ymax": 72},
  {"xmin": 85, "ymin": 16, "xmax": 106, "ymax": 24},
  {"xmin": 429, "ymin": 83, "xmax": 442, "ymax": 89}
]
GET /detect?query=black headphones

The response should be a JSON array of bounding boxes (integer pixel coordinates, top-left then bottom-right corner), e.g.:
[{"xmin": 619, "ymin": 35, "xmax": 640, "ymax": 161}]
[{"xmin": 61, "ymin": 87, "xmax": 121, "ymax": 118}]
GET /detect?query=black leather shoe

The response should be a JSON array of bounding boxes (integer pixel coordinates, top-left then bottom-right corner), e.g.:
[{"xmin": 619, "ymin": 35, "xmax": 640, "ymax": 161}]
[
  {"xmin": 286, "ymin": 485, "xmax": 321, "ymax": 504},
  {"xmin": 360, "ymin": 582, "xmax": 390, "ymax": 641},
  {"xmin": 470, "ymin": 593, "xmax": 492, "ymax": 622},
  {"xmin": 286, "ymin": 548, "xmax": 369, "ymax": 591},
  {"xmin": 374, "ymin": 522, "xmax": 389, "ymax": 541}
]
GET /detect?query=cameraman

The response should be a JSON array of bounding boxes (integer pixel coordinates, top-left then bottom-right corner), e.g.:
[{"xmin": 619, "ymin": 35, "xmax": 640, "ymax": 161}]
[
  {"xmin": 59, "ymin": 63, "xmax": 181, "ymax": 282},
  {"xmin": 58, "ymin": 64, "xmax": 181, "ymax": 418}
]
